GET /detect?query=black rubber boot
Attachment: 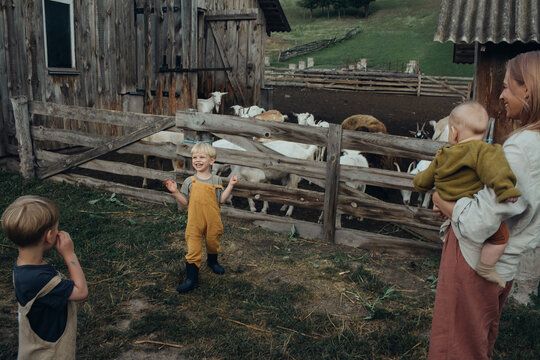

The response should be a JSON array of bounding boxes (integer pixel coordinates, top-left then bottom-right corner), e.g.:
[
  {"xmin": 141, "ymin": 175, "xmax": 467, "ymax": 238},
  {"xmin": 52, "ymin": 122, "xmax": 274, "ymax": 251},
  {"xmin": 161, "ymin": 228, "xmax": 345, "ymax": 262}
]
[
  {"xmin": 177, "ymin": 262, "xmax": 199, "ymax": 293},
  {"xmin": 206, "ymin": 254, "xmax": 225, "ymax": 275}
]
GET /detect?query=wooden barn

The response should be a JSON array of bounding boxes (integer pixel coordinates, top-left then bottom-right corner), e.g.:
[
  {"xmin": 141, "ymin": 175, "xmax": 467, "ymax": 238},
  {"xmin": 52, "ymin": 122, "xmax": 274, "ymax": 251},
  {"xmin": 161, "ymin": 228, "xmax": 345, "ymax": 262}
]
[
  {"xmin": 0, "ymin": 0, "xmax": 290, "ymax": 157},
  {"xmin": 435, "ymin": 0, "xmax": 540, "ymax": 143}
]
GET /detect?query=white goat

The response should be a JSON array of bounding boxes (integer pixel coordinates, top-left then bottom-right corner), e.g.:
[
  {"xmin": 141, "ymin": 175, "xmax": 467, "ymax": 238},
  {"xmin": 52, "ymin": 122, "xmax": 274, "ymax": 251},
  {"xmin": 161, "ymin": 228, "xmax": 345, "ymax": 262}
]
[
  {"xmin": 141, "ymin": 131, "xmax": 184, "ymax": 188},
  {"xmin": 197, "ymin": 91, "xmax": 227, "ymax": 113},
  {"xmin": 395, "ymin": 160, "xmax": 431, "ymax": 207},
  {"xmin": 231, "ymin": 105, "xmax": 265, "ymax": 118},
  {"xmin": 318, "ymin": 150, "xmax": 369, "ymax": 227},
  {"xmin": 430, "ymin": 116, "xmax": 449, "ymax": 142}
]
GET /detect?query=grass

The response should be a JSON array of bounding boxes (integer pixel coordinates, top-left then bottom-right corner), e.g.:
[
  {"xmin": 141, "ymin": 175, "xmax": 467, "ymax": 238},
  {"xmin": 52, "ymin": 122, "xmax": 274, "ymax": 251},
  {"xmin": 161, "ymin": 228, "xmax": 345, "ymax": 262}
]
[
  {"xmin": 267, "ymin": 0, "xmax": 474, "ymax": 76},
  {"xmin": 0, "ymin": 169, "xmax": 538, "ymax": 359}
]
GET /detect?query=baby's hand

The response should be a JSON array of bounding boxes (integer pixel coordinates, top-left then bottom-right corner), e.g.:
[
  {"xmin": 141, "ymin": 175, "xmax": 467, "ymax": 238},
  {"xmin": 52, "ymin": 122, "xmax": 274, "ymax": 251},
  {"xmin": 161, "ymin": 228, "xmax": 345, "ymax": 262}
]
[
  {"xmin": 164, "ymin": 178, "xmax": 178, "ymax": 193},
  {"xmin": 56, "ymin": 231, "xmax": 75, "ymax": 257},
  {"xmin": 229, "ymin": 174, "xmax": 238, "ymax": 186},
  {"xmin": 505, "ymin": 196, "xmax": 519, "ymax": 203}
]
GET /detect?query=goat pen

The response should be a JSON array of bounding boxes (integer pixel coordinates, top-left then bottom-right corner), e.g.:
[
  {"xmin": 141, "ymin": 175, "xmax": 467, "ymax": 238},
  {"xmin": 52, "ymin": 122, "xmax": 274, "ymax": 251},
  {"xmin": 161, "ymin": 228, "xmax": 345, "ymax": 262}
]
[{"xmin": 7, "ymin": 96, "xmax": 443, "ymax": 256}]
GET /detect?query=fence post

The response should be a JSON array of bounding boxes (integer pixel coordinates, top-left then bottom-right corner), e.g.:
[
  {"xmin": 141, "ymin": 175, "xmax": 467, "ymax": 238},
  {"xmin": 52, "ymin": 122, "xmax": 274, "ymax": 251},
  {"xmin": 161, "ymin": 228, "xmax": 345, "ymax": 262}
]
[
  {"xmin": 322, "ymin": 123, "xmax": 342, "ymax": 243},
  {"xmin": 10, "ymin": 96, "xmax": 35, "ymax": 179}
]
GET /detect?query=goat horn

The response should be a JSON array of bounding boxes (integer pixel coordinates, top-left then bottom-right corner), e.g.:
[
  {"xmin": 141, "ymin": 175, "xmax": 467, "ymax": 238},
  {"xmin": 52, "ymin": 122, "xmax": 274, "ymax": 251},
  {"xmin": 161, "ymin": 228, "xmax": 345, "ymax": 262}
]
[{"xmin": 393, "ymin": 162, "xmax": 401, "ymax": 172}]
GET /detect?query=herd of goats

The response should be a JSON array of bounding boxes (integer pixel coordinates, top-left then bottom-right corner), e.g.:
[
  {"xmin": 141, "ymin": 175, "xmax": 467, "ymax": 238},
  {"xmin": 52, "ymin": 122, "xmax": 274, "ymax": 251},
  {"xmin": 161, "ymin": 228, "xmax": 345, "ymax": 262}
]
[{"xmin": 141, "ymin": 91, "xmax": 450, "ymax": 227}]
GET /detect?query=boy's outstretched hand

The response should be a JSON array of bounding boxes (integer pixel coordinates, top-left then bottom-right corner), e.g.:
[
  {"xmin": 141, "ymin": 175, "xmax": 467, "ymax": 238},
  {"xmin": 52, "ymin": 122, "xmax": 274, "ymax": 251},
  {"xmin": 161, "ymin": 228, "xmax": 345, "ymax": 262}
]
[
  {"xmin": 229, "ymin": 174, "xmax": 238, "ymax": 186},
  {"xmin": 164, "ymin": 178, "xmax": 178, "ymax": 193}
]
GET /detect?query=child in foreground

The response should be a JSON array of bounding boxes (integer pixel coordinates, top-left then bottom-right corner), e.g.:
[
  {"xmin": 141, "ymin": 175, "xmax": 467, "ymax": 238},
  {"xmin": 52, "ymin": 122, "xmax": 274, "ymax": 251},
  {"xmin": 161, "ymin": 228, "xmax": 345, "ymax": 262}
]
[
  {"xmin": 1, "ymin": 195, "xmax": 88, "ymax": 360},
  {"xmin": 413, "ymin": 101, "xmax": 521, "ymax": 287},
  {"xmin": 165, "ymin": 142, "xmax": 238, "ymax": 293}
]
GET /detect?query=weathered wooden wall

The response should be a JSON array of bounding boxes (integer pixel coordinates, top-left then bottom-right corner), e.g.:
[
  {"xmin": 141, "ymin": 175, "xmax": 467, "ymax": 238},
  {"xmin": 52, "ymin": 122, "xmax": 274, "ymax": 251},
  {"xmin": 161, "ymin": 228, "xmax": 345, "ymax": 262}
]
[
  {"xmin": 0, "ymin": 0, "xmax": 271, "ymax": 156},
  {"xmin": 474, "ymin": 42, "xmax": 540, "ymax": 144},
  {"xmin": 199, "ymin": 0, "xmax": 267, "ymax": 108}
]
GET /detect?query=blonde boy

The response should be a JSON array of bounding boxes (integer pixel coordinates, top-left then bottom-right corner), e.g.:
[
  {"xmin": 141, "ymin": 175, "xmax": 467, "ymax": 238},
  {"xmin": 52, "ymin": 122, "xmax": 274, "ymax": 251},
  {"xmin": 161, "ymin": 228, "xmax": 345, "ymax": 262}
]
[
  {"xmin": 165, "ymin": 142, "xmax": 237, "ymax": 293},
  {"xmin": 414, "ymin": 102, "xmax": 521, "ymax": 287},
  {"xmin": 1, "ymin": 195, "xmax": 88, "ymax": 360}
]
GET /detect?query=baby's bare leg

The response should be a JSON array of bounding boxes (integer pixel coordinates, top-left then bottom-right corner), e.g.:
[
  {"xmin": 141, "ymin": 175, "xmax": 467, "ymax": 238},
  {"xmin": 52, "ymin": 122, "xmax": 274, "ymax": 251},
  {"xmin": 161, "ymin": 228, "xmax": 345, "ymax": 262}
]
[
  {"xmin": 476, "ymin": 243, "xmax": 507, "ymax": 288},
  {"xmin": 480, "ymin": 242, "xmax": 507, "ymax": 265}
]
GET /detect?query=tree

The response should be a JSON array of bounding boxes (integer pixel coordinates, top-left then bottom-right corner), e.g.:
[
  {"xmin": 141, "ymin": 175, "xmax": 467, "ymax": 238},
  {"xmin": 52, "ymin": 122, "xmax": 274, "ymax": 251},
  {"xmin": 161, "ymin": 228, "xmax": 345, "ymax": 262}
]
[
  {"xmin": 297, "ymin": 0, "xmax": 319, "ymax": 19},
  {"xmin": 349, "ymin": 0, "xmax": 375, "ymax": 18},
  {"xmin": 333, "ymin": 0, "xmax": 349, "ymax": 19}
]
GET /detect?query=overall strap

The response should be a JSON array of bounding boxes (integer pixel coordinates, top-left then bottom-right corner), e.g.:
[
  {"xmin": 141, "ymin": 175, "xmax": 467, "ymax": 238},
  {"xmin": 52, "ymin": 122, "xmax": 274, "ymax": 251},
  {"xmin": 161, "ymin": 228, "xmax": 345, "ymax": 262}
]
[{"xmin": 19, "ymin": 275, "xmax": 63, "ymax": 315}]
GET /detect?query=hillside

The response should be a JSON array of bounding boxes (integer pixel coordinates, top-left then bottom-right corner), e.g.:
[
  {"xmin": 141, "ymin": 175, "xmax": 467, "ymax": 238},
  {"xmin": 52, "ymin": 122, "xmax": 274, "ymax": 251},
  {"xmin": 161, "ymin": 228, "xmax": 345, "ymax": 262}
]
[{"xmin": 267, "ymin": 0, "xmax": 474, "ymax": 76}]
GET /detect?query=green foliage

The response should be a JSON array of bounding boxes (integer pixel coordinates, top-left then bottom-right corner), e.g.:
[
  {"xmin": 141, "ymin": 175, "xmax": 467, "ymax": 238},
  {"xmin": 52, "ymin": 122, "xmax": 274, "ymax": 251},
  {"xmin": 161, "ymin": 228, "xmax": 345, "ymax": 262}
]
[{"xmin": 271, "ymin": 0, "xmax": 473, "ymax": 76}]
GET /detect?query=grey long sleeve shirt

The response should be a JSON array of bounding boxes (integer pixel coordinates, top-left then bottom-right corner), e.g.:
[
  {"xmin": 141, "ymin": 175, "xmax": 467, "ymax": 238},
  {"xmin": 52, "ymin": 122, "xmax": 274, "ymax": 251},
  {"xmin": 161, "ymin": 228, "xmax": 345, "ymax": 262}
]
[{"xmin": 451, "ymin": 130, "xmax": 540, "ymax": 281}]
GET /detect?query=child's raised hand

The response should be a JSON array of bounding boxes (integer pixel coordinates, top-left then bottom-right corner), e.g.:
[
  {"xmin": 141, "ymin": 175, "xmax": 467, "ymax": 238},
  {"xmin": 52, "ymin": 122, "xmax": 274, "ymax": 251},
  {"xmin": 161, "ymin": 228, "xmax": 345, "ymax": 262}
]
[
  {"xmin": 505, "ymin": 196, "xmax": 519, "ymax": 203},
  {"xmin": 164, "ymin": 178, "xmax": 178, "ymax": 193},
  {"xmin": 229, "ymin": 174, "xmax": 238, "ymax": 186},
  {"xmin": 56, "ymin": 231, "xmax": 75, "ymax": 257}
]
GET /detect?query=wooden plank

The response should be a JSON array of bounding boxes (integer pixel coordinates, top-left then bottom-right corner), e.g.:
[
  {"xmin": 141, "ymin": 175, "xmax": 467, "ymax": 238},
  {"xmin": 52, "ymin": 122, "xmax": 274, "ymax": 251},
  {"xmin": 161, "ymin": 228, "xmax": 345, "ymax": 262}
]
[
  {"xmin": 222, "ymin": 207, "xmax": 441, "ymax": 256},
  {"xmin": 10, "ymin": 96, "xmax": 35, "ymax": 178},
  {"xmin": 49, "ymin": 173, "xmax": 175, "ymax": 205},
  {"xmin": 322, "ymin": 124, "xmax": 341, "ymax": 243},
  {"xmin": 37, "ymin": 116, "xmax": 175, "ymax": 179},
  {"xmin": 30, "ymin": 101, "xmax": 173, "ymax": 127},
  {"xmin": 35, "ymin": 149, "xmax": 174, "ymax": 183}
]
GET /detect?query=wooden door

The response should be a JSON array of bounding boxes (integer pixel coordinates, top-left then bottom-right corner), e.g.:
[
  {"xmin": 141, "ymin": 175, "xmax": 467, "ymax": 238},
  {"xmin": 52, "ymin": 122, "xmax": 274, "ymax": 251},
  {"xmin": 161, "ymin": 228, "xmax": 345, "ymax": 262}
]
[{"xmin": 200, "ymin": 9, "xmax": 262, "ymax": 108}]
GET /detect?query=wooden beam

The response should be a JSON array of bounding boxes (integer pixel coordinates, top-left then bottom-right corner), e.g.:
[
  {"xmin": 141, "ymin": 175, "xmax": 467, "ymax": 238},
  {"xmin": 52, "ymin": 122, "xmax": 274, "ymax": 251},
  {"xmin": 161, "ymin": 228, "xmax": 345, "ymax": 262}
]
[
  {"xmin": 29, "ymin": 101, "xmax": 173, "ymax": 128},
  {"xmin": 37, "ymin": 117, "xmax": 175, "ymax": 179},
  {"xmin": 10, "ymin": 96, "xmax": 35, "ymax": 178},
  {"xmin": 322, "ymin": 124, "xmax": 342, "ymax": 243}
]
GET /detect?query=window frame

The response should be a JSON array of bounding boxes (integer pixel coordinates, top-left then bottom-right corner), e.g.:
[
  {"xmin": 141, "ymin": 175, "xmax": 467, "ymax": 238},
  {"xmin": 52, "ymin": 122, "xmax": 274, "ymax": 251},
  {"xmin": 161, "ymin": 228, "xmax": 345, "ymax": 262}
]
[{"xmin": 42, "ymin": 0, "xmax": 77, "ymax": 73}]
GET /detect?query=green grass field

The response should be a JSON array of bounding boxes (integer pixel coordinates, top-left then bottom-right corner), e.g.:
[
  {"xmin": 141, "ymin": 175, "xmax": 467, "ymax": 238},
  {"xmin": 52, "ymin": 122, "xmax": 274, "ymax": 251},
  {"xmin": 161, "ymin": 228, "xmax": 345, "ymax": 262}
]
[{"xmin": 268, "ymin": 0, "xmax": 474, "ymax": 76}]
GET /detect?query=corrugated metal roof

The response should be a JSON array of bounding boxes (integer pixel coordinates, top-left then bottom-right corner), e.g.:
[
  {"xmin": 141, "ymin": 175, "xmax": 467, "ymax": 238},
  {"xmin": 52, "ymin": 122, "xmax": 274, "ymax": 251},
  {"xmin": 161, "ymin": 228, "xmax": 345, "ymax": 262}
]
[
  {"xmin": 259, "ymin": 0, "xmax": 291, "ymax": 35},
  {"xmin": 435, "ymin": 0, "xmax": 540, "ymax": 44}
]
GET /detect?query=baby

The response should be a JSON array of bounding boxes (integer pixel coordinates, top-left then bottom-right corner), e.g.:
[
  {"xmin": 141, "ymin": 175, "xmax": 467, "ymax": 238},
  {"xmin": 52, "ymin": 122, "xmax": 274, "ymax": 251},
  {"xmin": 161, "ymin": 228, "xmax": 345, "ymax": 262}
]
[{"xmin": 414, "ymin": 101, "xmax": 520, "ymax": 287}]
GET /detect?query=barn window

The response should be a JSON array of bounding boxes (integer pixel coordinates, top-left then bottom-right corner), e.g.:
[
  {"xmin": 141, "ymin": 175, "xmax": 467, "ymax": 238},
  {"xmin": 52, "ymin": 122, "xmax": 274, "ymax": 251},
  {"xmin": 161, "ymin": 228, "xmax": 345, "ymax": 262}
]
[{"xmin": 42, "ymin": 0, "xmax": 76, "ymax": 72}]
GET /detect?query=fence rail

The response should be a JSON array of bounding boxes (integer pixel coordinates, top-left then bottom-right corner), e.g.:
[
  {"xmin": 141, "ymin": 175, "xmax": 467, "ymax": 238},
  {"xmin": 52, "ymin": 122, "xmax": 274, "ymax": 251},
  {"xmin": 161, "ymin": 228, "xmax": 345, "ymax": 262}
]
[
  {"xmin": 265, "ymin": 67, "xmax": 473, "ymax": 98},
  {"xmin": 7, "ymin": 97, "xmax": 444, "ymax": 255}
]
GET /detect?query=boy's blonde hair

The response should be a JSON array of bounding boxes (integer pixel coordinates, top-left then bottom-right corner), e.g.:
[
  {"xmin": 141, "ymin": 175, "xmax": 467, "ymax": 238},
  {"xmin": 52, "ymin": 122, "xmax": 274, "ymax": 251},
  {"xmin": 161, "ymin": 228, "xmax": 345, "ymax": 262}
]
[
  {"xmin": 1, "ymin": 195, "xmax": 59, "ymax": 247},
  {"xmin": 449, "ymin": 101, "xmax": 489, "ymax": 136},
  {"xmin": 191, "ymin": 142, "xmax": 217, "ymax": 158}
]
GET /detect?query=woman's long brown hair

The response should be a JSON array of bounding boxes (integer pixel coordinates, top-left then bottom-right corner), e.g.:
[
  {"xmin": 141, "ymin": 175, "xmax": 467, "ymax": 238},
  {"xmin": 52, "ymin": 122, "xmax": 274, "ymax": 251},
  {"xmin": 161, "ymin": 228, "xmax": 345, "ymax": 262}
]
[{"xmin": 506, "ymin": 50, "xmax": 540, "ymax": 133}]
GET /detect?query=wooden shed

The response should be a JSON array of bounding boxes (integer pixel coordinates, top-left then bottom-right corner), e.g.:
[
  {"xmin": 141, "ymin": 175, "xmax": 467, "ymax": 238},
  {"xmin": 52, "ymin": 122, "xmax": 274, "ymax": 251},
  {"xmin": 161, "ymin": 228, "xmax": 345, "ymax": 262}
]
[
  {"xmin": 435, "ymin": 0, "xmax": 540, "ymax": 144},
  {"xmin": 0, "ymin": 0, "xmax": 290, "ymax": 157}
]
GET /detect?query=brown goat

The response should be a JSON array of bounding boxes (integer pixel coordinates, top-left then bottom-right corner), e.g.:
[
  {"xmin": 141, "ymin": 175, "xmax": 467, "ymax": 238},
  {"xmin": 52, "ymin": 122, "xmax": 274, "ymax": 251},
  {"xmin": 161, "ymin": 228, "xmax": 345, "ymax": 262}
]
[
  {"xmin": 341, "ymin": 114, "xmax": 393, "ymax": 169},
  {"xmin": 341, "ymin": 114, "xmax": 387, "ymax": 133}
]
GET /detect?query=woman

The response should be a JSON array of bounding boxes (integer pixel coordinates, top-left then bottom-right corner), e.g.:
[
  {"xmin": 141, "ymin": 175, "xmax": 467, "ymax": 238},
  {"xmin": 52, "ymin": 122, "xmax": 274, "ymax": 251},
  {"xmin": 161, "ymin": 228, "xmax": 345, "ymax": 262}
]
[{"xmin": 428, "ymin": 51, "xmax": 540, "ymax": 359}]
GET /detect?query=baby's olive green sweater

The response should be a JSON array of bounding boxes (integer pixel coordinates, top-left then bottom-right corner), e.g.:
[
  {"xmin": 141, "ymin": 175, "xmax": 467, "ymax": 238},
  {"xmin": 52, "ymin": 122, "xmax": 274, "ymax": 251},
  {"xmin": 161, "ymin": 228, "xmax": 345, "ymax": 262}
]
[{"xmin": 413, "ymin": 140, "xmax": 521, "ymax": 202}]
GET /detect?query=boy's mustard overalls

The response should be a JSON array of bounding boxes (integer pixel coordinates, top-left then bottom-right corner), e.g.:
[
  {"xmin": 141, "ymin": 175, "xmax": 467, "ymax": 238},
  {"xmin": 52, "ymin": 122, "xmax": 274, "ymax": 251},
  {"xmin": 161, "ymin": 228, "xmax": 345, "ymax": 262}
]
[{"xmin": 185, "ymin": 176, "xmax": 223, "ymax": 267}]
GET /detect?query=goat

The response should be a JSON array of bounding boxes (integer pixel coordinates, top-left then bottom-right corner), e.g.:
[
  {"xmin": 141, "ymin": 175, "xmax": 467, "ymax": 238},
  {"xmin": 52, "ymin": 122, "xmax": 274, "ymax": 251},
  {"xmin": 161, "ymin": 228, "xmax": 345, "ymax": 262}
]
[
  {"xmin": 395, "ymin": 160, "xmax": 432, "ymax": 207},
  {"xmin": 341, "ymin": 115, "xmax": 393, "ymax": 170},
  {"xmin": 197, "ymin": 91, "xmax": 227, "ymax": 113},
  {"xmin": 410, "ymin": 122, "xmax": 429, "ymax": 139},
  {"xmin": 341, "ymin": 114, "xmax": 387, "ymax": 133},
  {"xmin": 430, "ymin": 116, "xmax": 449, "ymax": 142},
  {"xmin": 255, "ymin": 110, "xmax": 288, "ymax": 122},
  {"xmin": 318, "ymin": 149, "xmax": 369, "ymax": 227},
  {"xmin": 231, "ymin": 105, "xmax": 265, "ymax": 118},
  {"xmin": 141, "ymin": 131, "xmax": 184, "ymax": 188}
]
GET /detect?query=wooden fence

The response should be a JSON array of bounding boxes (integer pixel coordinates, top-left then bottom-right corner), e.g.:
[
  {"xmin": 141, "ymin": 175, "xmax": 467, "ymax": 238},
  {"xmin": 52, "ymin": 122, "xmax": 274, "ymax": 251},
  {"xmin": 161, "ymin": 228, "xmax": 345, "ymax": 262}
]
[
  {"xmin": 265, "ymin": 67, "xmax": 473, "ymax": 98},
  {"xmin": 8, "ymin": 96, "xmax": 444, "ymax": 256}
]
